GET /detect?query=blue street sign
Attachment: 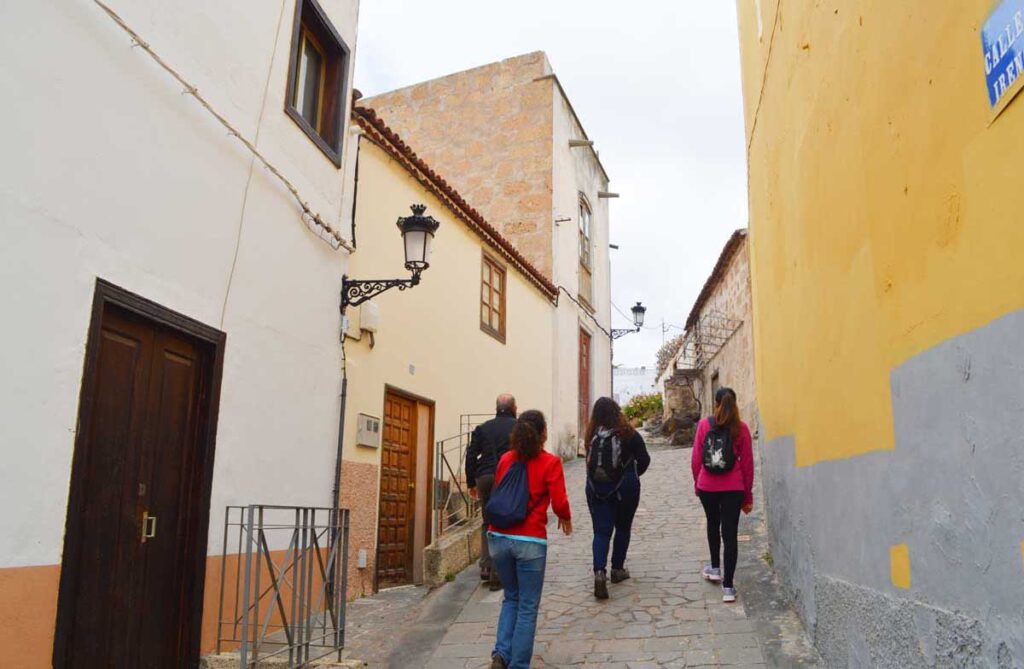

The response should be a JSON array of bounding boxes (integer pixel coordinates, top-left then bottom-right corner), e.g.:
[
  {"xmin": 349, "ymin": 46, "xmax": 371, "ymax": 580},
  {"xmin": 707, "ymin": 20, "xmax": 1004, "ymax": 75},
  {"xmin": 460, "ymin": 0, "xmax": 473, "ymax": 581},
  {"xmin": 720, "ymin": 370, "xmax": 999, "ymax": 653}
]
[{"xmin": 982, "ymin": 0, "xmax": 1024, "ymax": 108}]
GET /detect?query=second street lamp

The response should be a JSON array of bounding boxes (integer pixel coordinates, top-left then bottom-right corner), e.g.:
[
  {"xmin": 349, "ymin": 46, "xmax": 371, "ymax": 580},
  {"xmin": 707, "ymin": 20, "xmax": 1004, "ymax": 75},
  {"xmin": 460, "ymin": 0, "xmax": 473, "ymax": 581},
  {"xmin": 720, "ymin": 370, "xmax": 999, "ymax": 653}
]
[{"xmin": 612, "ymin": 301, "xmax": 646, "ymax": 340}]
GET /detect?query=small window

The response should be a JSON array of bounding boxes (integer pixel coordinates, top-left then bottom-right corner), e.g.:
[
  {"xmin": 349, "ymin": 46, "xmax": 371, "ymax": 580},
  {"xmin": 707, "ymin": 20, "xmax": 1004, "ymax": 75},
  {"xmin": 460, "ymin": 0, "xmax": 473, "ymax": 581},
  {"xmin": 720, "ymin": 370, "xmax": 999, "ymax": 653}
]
[
  {"xmin": 285, "ymin": 0, "xmax": 350, "ymax": 166},
  {"xmin": 578, "ymin": 197, "xmax": 593, "ymax": 305},
  {"xmin": 481, "ymin": 254, "xmax": 507, "ymax": 343}
]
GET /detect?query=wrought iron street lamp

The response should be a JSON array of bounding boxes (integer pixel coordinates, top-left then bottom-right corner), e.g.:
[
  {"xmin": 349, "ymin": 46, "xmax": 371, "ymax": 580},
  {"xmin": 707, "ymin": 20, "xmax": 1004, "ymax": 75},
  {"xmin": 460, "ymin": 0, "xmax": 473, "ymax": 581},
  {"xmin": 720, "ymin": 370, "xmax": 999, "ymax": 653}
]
[
  {"xmin": 341, "ymin": 204, "xmax": 440, "ymax": 311},
  {"xmin": 611, "ymin": 301, "xmax": 646, "ymax": 339}
]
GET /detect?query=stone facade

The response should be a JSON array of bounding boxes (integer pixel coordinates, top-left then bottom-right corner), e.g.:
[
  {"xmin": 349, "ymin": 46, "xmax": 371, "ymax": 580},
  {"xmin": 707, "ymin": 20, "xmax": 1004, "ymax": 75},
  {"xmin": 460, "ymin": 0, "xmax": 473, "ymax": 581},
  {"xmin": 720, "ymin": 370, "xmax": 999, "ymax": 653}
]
[
  {"xmin": 339, "ymin": 460, "xmax": 380, "ymax": 600},
  {"xmin": 362, "ymin": 53, "xmax": 555, "ymax": 278},
  {"xmin": 693, "ymin": 235, "xmax": 757, "ymax": 432},
  {"xmin": 659, "ymin": 232, "xmax": 757, "ymax": 436}
]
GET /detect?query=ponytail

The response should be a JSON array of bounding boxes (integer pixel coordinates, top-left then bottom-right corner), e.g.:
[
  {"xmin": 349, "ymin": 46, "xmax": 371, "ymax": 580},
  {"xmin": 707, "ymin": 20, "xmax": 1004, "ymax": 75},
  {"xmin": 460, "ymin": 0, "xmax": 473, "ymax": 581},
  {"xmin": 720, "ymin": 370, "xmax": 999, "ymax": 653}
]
[
  {"xmin": 510, "ymin": 410, "xmax": 547, "ymax": 461},
  {"xmin": 714, "ymin": 387, "xmax": 741, "ymax": 439}
]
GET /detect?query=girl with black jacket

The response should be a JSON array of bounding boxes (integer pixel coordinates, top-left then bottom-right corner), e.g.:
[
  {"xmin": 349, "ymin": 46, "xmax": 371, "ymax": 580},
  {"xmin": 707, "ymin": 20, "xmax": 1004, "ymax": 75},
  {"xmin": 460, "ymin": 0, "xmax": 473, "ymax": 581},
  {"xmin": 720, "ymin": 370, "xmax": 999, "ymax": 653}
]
[{"xmin": 585, "ymin": 396, "xmax": 651, "ymax": 599}]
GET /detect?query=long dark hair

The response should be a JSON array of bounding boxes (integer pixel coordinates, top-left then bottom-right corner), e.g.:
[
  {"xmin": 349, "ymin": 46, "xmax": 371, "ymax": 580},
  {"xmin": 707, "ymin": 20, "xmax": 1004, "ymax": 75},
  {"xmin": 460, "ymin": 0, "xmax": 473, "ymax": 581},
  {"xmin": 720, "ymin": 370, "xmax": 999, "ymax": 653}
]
[
  {"xmin": 585, "ymin": 396, "xmax": 635, "ymax": 448},
  {"xmin": 714, "ymin": 387, "xmax": 741, "ymax": 439},
  {"xmin": 510, "ymin": 410, "xmax": 546, "ymax": 461}
]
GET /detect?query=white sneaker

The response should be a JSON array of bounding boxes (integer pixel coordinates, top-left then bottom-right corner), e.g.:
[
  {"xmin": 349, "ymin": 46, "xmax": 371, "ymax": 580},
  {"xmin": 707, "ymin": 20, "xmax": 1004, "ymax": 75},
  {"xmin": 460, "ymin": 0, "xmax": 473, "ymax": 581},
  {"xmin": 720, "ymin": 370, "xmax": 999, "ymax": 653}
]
[
  {"xmin": 702, "ymin": 564, "xmax": 723, "ymax": 583},
  {"xmin": 722, "ymin": 586, "xmax": 737, "ymax": 603}
]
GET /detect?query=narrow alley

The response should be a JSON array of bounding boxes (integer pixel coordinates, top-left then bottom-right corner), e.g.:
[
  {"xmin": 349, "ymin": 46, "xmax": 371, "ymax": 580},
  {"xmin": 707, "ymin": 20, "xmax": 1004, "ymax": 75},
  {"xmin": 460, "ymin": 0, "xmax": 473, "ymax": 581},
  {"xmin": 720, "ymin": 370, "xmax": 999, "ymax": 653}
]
[{"xmin": 343, "ymin": 438, "xmax": 819, "ymax": 668}]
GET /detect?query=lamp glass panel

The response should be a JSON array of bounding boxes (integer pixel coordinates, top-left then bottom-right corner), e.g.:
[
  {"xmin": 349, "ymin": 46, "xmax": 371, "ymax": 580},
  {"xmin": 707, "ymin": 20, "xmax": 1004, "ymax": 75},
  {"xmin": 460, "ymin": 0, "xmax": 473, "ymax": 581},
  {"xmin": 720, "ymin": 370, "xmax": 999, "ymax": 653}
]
[
  {"xmin": 403, "ymin": 229, "xmax": 427, "ymax": 266},
  {"xmin": 422, "ymin": 231, "xmax": 433, "ymax": 265}
]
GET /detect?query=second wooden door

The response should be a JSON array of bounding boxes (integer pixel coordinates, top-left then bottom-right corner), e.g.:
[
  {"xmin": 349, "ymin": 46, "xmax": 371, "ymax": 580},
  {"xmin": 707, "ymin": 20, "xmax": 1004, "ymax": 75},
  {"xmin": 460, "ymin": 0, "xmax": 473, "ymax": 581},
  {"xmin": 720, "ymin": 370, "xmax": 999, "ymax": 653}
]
[{"xmin": 376, "ymin": 392, "xmax": 417, "ymax": 586}]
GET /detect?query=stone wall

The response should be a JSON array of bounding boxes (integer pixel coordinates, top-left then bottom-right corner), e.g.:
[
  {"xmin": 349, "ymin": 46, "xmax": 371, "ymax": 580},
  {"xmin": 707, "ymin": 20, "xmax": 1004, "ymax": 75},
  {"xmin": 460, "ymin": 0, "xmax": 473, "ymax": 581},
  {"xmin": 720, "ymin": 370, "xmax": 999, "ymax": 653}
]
[
  {"xmin": 361, "ymin": 52, "xmax": 554, "ymax": 278},
  {"xmin": 339, "ymin": 460, "xmax": 379, "ymax": 600},
  {"xmin": 695, "ymin": 239, "xmax": 757, "ymax": 432}
]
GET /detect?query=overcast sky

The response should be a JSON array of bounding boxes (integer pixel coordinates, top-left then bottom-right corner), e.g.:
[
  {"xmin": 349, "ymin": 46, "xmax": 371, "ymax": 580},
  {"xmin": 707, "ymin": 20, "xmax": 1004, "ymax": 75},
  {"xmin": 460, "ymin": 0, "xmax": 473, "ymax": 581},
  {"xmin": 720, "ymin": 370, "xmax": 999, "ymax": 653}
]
[{"xmin": 354, "ymin": 1, "xmax": 748, "ymax": 369}]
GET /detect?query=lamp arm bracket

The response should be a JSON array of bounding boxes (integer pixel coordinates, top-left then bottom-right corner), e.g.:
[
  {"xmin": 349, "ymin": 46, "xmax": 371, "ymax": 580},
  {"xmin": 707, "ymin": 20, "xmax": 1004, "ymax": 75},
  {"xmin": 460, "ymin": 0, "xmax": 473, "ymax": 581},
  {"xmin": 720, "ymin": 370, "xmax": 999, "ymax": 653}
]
[
  {"xmin": 611, "ymin": 327, "xmax": 640, "ymax": 340},
  {"xmin": 341, "ymin": 271, "xmax": 422, "ymax": 312}
]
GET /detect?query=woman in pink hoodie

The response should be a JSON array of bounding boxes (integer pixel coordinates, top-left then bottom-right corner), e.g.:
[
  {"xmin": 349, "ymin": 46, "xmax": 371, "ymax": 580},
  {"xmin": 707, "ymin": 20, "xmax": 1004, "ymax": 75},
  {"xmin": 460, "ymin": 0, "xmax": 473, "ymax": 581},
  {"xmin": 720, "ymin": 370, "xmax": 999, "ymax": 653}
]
[{"xmin": 690, "ymin": 387, "xmax": 754, "ymax": 603}]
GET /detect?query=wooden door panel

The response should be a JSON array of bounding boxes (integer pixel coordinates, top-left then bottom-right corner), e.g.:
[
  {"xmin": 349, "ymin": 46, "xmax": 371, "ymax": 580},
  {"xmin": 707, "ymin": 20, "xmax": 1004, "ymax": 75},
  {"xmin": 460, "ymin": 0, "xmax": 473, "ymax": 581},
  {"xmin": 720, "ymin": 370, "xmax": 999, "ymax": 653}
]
[
  {"xmin": 579, "ymin": 329, "xmax": 592, "ymax": 452},
  {"xmin": 65, "ymin": 310, "xmax": 153, "ymax": 665},
  {"xmin": 135, "ymin": 331, "xmax": 203, "ymax": 664},
  {"xmin": 377, "ymin": 393, "xmax": 416, "ymax": 586}
]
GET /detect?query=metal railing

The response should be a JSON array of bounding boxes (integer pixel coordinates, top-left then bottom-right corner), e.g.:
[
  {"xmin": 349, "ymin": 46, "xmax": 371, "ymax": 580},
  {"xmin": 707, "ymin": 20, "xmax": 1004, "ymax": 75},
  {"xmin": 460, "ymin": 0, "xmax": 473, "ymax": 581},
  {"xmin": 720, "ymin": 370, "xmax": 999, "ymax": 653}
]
[
  {"xmin": 216, "ymin": 505, "xmax": 349, "ymax": 668},
  {"xmin": 432, "ymin": 413, "xmax": 492, "ymax": 540}
]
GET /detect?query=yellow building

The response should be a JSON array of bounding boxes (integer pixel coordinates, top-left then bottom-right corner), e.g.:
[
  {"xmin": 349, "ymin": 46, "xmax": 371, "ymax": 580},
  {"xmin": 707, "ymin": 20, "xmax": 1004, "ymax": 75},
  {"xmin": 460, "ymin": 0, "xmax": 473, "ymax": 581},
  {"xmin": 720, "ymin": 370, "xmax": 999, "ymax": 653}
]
[
  {"xmin": 736, "ymin": 0, "xmax": 1024, "ymax": 663},
  {"xmin": 339, "ymin": 107, "xmax": 557, "ymax": 596}
]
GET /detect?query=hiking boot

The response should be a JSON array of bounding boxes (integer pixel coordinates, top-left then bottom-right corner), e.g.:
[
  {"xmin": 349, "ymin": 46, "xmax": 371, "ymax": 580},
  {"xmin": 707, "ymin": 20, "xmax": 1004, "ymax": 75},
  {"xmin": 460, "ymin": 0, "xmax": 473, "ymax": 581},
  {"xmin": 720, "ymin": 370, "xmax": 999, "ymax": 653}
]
[
  {"xmin": 594, "ymin": 570, "xmax": 609, "ymax": 599},
  {"xmin": 480, "ymin": 566, "xmax": 491, "ymax": 581},
  {"xmin": 488, "ymin": 574, "xmax": 502, "ymax": 591},
  {"xmin": 610, "ymin": 568, "xmax": 631, "ymax": 583},
  {"xmin": 702, "ymin": 564, "xmax": 723, "ymax": 583},
  {"xmin": 722, "ymin": 586, "xmax": 738, "ymax": 603},
  {"xmin": 491, "ymin": 652, "xmax": 508, "ymax": 669}
]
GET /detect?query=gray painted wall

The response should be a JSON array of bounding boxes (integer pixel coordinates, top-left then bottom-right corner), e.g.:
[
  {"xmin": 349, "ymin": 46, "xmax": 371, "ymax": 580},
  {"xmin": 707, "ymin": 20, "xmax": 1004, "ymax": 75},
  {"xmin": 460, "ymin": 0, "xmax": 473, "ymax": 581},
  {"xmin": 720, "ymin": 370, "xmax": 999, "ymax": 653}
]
[{"xmin": 762, "ymin": 309, "xmax": 1024, "ymax": 667}]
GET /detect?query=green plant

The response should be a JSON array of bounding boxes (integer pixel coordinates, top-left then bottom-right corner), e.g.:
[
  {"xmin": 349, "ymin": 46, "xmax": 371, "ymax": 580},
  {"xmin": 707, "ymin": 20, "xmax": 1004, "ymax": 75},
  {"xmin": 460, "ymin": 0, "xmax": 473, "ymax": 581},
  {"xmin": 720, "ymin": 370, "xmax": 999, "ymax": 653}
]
[
  {"xmin": 444, "ymin": 570, "xmax": 456, "ymax": 583},
  {"xmin": 623, "ymin": 393, "xmax": 663, "ymax": 423},
  {"xmin": 762, "ymin": 550, "xmax": 774, "ymax": 568}
]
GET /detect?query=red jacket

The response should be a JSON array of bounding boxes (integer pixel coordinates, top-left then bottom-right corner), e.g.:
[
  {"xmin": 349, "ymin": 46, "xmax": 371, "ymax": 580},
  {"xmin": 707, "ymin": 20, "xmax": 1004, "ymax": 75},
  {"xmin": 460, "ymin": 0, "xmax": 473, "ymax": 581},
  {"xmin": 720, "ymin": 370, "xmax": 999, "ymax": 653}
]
[{"xmin": 487, "ymin": 449, "xmax": 571, "ymax": 540}]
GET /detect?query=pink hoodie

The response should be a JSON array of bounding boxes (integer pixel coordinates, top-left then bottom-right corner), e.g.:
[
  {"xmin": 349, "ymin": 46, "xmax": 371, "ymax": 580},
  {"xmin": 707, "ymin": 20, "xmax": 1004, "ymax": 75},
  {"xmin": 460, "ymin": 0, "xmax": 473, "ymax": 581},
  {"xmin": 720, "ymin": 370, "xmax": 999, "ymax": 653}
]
[{"xmin": 691, "ymin": 417, "xmax": 754, "ymax": 507}]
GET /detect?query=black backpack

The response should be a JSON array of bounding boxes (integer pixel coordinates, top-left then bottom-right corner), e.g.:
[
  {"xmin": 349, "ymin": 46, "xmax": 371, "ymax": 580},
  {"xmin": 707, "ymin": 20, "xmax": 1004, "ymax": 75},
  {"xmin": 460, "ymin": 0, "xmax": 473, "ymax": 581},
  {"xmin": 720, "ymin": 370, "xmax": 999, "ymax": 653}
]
[
  {"xmin": 587, "ymin": 430, "xmax": 627, "ymax": 485},
  {"xmin": 701, "ymin": 417, "xmax": 736, "ymax": 474}
]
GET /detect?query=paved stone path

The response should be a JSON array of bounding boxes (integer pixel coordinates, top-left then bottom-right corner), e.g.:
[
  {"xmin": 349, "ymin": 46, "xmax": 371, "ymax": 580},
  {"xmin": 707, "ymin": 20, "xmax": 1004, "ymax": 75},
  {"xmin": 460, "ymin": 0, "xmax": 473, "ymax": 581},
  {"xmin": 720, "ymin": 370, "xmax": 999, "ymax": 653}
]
[{"xmin": 424, "ymin": 442, "xmax": 769, "ymax": 668}]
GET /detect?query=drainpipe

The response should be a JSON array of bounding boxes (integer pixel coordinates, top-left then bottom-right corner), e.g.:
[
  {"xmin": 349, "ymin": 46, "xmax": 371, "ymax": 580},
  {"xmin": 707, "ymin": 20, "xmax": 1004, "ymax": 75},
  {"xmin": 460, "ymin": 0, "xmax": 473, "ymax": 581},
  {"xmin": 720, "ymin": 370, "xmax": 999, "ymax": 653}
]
[
  {"xmin": 331, "ymin": 374, "xmax": 348, "ymax": 521},
  {"xmin": 348, "ymin": 132, "xmax": 362, "ymax": 248}
]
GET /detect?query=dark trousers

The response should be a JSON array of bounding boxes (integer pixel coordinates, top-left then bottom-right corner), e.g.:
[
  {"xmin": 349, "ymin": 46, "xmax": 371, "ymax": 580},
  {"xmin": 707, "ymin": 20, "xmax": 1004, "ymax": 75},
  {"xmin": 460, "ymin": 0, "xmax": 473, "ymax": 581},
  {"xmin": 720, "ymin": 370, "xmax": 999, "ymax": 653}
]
[
  {"xmin": 697, "ymin": 490, "xmax": 744, "ymax": 588},
  {"xmin": 476, "ymin": 474, "xmax": 496, "ymax": 570},
  {"xmin": 586, "ymin": 471, "xmax": 641, "ymax": 572}
]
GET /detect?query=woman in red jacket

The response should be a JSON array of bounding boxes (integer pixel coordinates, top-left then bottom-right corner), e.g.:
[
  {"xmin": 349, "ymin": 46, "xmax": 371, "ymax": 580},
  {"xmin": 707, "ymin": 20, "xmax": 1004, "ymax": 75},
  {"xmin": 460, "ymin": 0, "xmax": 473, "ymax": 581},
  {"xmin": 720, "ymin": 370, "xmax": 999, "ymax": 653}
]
[
  {"xmin": 487, "ymin": 410, "xmax": 572, "ymax": 669},
  {"xmin": 691, "ymin": 387, "xmax": 754, "ymax": 603}
]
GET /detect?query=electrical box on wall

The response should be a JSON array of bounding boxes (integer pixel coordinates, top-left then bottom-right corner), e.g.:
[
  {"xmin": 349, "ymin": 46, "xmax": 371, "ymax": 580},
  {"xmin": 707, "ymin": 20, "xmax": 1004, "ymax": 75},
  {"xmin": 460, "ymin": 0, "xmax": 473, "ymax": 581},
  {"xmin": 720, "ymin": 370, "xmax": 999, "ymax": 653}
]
[
  {"xmin": 359, "ymin": 301, "xmax": 380, "ymax": 333},
  {"xmin": 356, "ymin": 413, "xmax": 381, "ymax": 448}
]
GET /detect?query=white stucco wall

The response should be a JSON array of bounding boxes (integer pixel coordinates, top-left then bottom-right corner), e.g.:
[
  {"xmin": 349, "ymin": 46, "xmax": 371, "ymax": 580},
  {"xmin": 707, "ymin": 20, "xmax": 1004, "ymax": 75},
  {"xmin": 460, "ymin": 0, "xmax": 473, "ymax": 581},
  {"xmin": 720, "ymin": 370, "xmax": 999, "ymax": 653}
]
[
  {"xmin": 0, "ymin": 0, "xmax": 359, "ymax": 568},
  {"xmin": 550, "ymin": 81, "xmax": 613, "ymax": 455}
]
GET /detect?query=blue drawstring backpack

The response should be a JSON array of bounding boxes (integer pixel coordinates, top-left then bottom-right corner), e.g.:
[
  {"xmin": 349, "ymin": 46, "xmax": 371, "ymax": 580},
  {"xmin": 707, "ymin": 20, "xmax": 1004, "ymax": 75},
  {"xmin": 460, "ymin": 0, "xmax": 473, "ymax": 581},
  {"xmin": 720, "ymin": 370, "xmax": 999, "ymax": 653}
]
[{"xmin": 485, "ymin": 460, "xmax": 535, "ymax": 529}]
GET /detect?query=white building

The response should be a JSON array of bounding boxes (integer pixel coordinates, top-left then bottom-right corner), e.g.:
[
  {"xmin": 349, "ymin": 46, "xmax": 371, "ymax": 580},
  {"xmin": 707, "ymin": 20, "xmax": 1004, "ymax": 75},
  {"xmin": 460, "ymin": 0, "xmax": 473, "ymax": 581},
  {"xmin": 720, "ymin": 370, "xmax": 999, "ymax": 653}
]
[
  {"xmin": 0, "ymin": 1, "xmax": 360, "ymax": 665},
  {"xmin": 613, "ymin": 366, "xmax": 658, "ymax": 406}
]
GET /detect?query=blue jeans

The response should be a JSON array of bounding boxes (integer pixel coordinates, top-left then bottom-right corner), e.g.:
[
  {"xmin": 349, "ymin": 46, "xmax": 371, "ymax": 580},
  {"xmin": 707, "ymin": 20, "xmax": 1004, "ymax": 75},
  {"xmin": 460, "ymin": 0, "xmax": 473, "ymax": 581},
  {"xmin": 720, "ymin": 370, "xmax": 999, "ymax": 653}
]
[
  {"xmin": 488, "ymin": 534, "xmax": 547, "ymax": 669},
  {"xmin": 586, "ymin": 470, "xmax": 640, "ymax": 572}
]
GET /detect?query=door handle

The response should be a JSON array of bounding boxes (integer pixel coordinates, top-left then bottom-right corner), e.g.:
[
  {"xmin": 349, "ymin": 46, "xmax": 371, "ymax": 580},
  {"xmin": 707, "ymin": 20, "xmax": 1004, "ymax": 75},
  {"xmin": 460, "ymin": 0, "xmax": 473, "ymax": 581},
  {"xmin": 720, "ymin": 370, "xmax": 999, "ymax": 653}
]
[
  {"xmin": 408, "ymin": 482, "xmax": 416, "ymax": 490},
  {"xmin": 141, "ymin": 511, "xmax": 157, "ymax": 543}
]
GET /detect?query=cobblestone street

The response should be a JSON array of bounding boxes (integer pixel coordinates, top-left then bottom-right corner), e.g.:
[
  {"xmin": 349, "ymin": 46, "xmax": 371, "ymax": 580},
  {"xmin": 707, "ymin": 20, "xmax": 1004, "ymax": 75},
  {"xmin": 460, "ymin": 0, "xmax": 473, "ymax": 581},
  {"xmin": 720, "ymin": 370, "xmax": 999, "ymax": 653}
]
[{"xmin": 422, "ymin": 441, "xmax": 769, "ymax": 668}]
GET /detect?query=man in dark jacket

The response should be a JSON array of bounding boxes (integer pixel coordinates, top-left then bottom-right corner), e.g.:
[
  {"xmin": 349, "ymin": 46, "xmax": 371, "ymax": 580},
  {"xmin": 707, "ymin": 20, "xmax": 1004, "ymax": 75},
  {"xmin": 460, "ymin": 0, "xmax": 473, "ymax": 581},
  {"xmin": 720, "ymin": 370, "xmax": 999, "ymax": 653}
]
[{"xmin": 466, "ymin": 394, "xmax": 517, "ymax": 588}]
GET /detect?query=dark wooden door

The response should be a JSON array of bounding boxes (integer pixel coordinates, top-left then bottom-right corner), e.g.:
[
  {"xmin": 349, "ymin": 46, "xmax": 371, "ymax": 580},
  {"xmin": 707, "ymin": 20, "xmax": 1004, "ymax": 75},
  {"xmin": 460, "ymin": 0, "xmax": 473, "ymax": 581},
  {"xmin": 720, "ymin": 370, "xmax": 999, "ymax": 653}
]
[
  {"xmin": 579, "ymin": 328, "xmax": 592, "ymax": 455},
  {"xmin": 376, "ymin": 392, "xmax": 417, "ymax": 586},
  {"xmin": 56, "ymin": 301, "xmax": 214, "ymax": 668}
]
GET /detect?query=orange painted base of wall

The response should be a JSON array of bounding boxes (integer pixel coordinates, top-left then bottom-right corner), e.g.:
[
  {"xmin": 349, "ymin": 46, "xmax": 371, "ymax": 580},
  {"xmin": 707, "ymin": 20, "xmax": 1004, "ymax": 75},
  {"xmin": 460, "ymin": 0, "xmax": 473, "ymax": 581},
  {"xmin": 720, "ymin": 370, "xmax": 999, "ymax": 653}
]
[
  {"xmin": 0, "ymin": 564, "xmax": 61, "ymax": 668},
  {"xmin": 1, "ymin": 550, "xmax": 333, "ymax": 667}
]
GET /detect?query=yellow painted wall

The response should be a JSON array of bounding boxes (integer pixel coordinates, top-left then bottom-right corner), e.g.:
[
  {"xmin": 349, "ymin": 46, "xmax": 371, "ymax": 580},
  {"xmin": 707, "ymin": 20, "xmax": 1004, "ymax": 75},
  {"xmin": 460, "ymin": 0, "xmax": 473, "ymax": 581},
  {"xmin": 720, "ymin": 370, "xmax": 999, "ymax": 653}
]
[
  {"xmin": 736, "ymin": 0, "xmax": 1024, "ymax": 466},
  {"xmin": 342, "ymin": 138, "xmax": 556, "ymax": 464}
]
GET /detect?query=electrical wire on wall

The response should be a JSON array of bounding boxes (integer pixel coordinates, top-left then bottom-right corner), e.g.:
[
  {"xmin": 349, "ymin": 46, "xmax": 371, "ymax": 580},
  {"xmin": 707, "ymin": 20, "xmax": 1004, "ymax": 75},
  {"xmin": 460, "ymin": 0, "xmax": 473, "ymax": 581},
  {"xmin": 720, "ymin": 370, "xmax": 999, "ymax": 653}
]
[
  {"xmin": 92, "ymin": 0, "xmax": 354, "ymax": 252},
  {"xmin": 557, "ymin": 286, "xmax": 612, "ymax": 338}
]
